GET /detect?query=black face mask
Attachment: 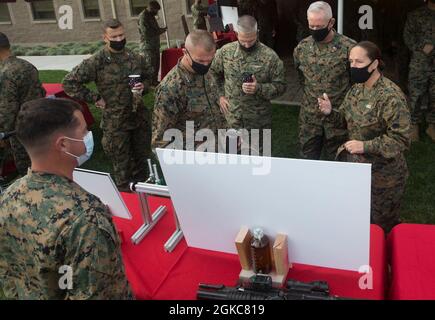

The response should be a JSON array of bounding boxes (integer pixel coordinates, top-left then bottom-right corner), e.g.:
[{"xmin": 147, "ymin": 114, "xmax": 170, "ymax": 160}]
[
  {"xmin": 310, "ymin": 20, "xmax": 332, "ymax": 42},
  {"xmin": 186, "ymin": 50, "xmax": 211, "ymax": 75},
  {"xmin": 351, "ymin": 60, "xmax": 375, "ymax": 84},
  {"xmin": 109, "ymin": 38, "xmax": 126, "ymax": 51},
  {"xmin": 239, "ymin": 41, "xmax": 258, "ymax": 53}
]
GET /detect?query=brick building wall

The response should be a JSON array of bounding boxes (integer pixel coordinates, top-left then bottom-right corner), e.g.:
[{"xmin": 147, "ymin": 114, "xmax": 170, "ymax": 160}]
[{"xmin": 0, "ymin": 0, "xmax": 196, "ymax": 46}]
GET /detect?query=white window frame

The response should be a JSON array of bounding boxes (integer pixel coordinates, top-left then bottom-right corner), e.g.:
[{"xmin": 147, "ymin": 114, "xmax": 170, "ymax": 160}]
[
  {"xmin": 183, "ymin": 0, "xmax": 195, "ymax": 18},
  {"xmin": 125, "ymin": 0, "xmax": 147, "ymax": 20},
  {"xmin": 0, "ymin": 3, "xmax": 13, "ymax": 25},
  {"xmin": 27, "ymin": 0, "xmax": 57, "ymax": 24},
  {"xmin": 78, "ymin": 0, "xmax": 104, "ymax": 22}
]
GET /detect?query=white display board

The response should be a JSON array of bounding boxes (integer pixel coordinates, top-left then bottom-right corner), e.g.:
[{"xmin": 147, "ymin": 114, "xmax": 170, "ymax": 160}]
[
  {"xmin": 220, "ymin": 6, "xmax": 239, "ymax": 30},
  {"xmin": 157, "ymin": 149, "xmax": 371, "ymax": 272},
  {"xmin": 73, "ymin": 168, "xmax": 132, "ymax": 220}
]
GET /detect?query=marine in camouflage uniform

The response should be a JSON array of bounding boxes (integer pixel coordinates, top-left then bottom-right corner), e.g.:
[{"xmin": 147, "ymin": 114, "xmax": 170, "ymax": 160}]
[
  {"xmin": 386, "ymin": 0, "xmax": 419, "ymax": 94},
  {"xmin": 138, "ymin": 4, "xmax": 167, "ymax": 85},
  {"xmin": 152, "ymin": 60, "xmax": 227, "ymax": 150},
  {"xmin": 238, "ymin": 0, "xmax": 258, "ymax": 17},
  {"xmin": 63, "ymin": 47, "xmax": 152, "ymax": 189},
  {"xmin": 403, "ymin": 3, "xmax": 435, "ymax": 140},
  {"xmin": 210, "ymin": 41, "xmax": 286, "ymax": 132},
  {"xmin": 0, "ymin": 169, "xmax": 132, "ymax": 299},
  {"xmin": 256, "ymin": 0, "xmax": 278, "ymax": 49},
  {"xmin": 293, "ymin": 1, "xmax": 311, "ymax": 44},
  {"xmin": 0, "ymin": 56, "xmax": 46, "ymax": 175},
  {"xmin": 328, "ymin": 76, "xmax": 411, "ymax": 233},
  {"xmin": 191, "ymin": 1, "xmax": 208, "ymax": 31},
  {"xmin": 294, "ymin": 31, "xmax": 356, "ymax": 160}
]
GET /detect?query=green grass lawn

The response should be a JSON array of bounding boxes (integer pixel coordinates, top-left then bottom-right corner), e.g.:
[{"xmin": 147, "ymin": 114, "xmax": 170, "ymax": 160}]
[
  {"xmin": 0, "ymin": 69, "xmax": 434, "ymax": 300},
  {"xmin": 37, "ymin": 70, "xmax": 435, "ymax": 224}
]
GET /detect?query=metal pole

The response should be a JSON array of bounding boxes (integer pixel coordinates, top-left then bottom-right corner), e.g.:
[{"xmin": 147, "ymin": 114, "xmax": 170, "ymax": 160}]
[
  {"xmin": 337, "ymin": 0, "xmax": 344, "ymax": 34},
  {"xmin": 159, "ymin": 0, "xmax": 170, "ymax": 48},
  {"xmin": 133, "ymin": 182, "xmax": 171, "ymax": 197},
  {"xmin": 164, "ymin": 211, "xmax": 183, "ymax": 252},
  {"xmin": 130, "ymin": 183, "xmax": 169, "ymax": 245},
  {"xmin": 110, "ymin": 0, "xmax": 117, "ymax": 19},
  {"xmin": 129, "ymin": 182, "xmax": 184, "ymax": 251}
]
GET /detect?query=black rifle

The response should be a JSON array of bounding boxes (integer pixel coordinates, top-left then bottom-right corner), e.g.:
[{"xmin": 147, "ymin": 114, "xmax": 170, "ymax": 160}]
[{"xmin": 197, "ymin": 274, "xmax": 349, "ymax": 300}]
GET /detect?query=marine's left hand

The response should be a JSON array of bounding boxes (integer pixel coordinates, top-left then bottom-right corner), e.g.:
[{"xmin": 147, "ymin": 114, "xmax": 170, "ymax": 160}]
[
  {"xmin": 344, "ymin": 140, "xmax": 364, "ymax": 154},
  {"xmin": 423, "ymin": 44, "xmax": 434, "ymax": 56},
  {"xmin": 134, "ymin": 83, "xmax": 145, "ymax": 90},
  {"xmin": 242, "ymin": 75, "xmax": 258, "ymax": 95},
  {"xmin": 133, "ymin": 82, "xmax": 145, "ymax": 95}
]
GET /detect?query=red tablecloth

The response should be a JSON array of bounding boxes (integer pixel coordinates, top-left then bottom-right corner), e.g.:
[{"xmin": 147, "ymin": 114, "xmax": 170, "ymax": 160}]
[
  {"xmin": 1, "ymin": 161, "xmax": 15, "ymax": 177},
  {"xmin": 114, "ymin": 193, "xmax": 387, "ymax": 300},
  {"xmin": 43, "ymin": 83, "xmax": 95, "ymax": 127},
  {"xmin": 388, "ymin": 223, "xmax": 435, "ymax": 300},
  {"xmin": 160, "ymin": 48, "xmax": 184, "ymax": 81},
  {"xmin": 215, "ymin": 31, "xmax": 238, "ymax": 48},
  {"xmin": 113, "ymin": 193, "xmax": 187, "ymax": 299}
]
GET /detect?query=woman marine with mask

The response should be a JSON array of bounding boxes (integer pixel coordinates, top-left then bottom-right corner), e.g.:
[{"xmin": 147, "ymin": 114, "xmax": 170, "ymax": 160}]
[{"xmin": 318, "ymin": 41, "xmax": 411, "ymax": 233}]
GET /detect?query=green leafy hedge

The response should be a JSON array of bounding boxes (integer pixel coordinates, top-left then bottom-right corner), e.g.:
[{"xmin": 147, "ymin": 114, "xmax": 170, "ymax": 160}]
[{"xmin": 11, "ymin": 41, "xmax": 163, "ymax": 56}]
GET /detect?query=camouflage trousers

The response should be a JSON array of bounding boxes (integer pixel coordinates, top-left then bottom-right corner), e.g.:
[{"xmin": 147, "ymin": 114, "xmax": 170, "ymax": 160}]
[
  {"xmin": 101, "ymin": 121, "xmax": 152, "ymax": 188},
  {"xmin": 143, "ymin": 47, "xmax": 161, "ymax": 85},
  {"xmin": 338, "ymin": 152, "xmax": 408, "ymax": 234},
  {"xmin": 225, "ymin": 101, "xmax": 272, "ymax": 131},
  {"xmin": 408, "ymin": 54, "xmax": 435, "ymax": 125},
  {"xmin": 225, "ymin": 104, "xmax": 272, "ymax": 155},
  {"xmin": 9, "ymin": 137, "xmax": 30, "ymax": 176},
  {"xmin": 371, "ymin": 176, "xmax": 407, "ymax": 234},
  {"xmin": 298, "ymin": 108, "xmax": 348, "ymax": 161}
]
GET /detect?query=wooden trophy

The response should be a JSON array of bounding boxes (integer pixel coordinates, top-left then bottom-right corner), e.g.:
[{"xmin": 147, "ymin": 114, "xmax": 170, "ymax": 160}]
[{"xmin": 235, "ymin": 226, "xmax": 291, "ymax": 288}]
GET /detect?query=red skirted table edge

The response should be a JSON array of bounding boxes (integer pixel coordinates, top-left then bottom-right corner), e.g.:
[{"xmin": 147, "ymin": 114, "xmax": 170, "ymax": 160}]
[
  {"xmin": 214, "ymin": 31, "xmax": 238, "ymax": 48},
  {"xmin": 388, "ymin": 223, "xmax": 435, "ymax": 300},
  {"xmin": 114, "ymin": 193, "xmax": 387, "ymax": 300},
  {"xmin": 43, "ymin": 83, "xmax": 95, "ymax": 127},
  {"xmin": 160, "ymin": 48, "xmax": 184, "ymax": 81}
]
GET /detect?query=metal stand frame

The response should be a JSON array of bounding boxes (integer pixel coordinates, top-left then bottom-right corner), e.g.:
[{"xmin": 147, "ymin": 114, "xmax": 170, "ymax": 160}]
[
  {"xmin": 130, "ymin": 182, "xmax": 183, "ymax": 252},
  {"xmin": 164, "ymin": 212, "xmax": 183, "ymax": 252}
]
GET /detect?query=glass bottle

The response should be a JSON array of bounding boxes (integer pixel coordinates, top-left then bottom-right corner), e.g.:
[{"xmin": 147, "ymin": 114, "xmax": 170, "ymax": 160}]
[{"xmin": 250, "ymin": 228, "xmax": 272, "ymax": 274}]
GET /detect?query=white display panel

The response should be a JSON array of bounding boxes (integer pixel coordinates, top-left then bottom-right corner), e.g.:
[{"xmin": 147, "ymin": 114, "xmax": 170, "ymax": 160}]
[
  {"xmin": 157, "ymin": 149, "xmax": 371, "ymax": 272},
  {"xmin": 73, "ymin": 168, "xmax": 132, "ymax": 220},
  {"xmin": 220, "ymin": 6, "xmax": 239, "ymax": 30}
]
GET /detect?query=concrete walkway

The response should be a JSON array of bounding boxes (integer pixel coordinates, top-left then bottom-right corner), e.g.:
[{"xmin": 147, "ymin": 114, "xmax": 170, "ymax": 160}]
[{"xmin": 19, "ymin": 55, "xmax": 91, "ymax": 71}]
